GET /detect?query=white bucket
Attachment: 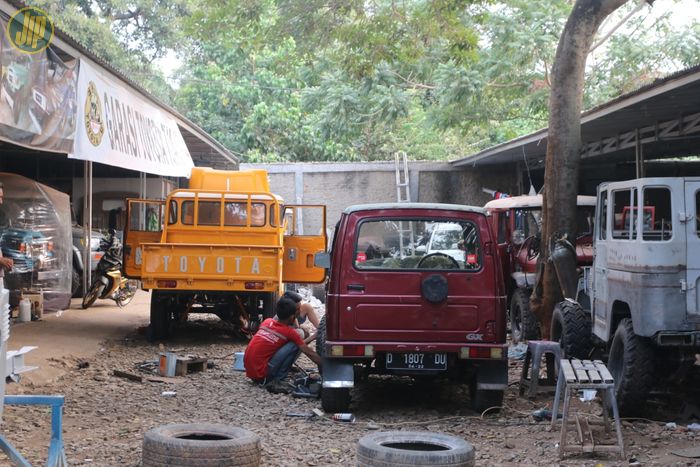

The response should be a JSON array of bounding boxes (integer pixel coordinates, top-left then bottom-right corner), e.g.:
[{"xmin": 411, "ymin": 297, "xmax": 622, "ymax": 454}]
[
  {"xmin": 232, "ymin": 352, "xmax": 245, "ymax": 372},
  {"xmin": 18, "ymin": 298, "xmax": 31, "ymax": 323}
]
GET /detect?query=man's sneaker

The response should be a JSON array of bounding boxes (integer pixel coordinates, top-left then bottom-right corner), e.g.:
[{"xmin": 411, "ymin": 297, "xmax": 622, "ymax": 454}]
[{"xmin": 265, "ymin": 380, "xmax": 291, "ymax": 394}]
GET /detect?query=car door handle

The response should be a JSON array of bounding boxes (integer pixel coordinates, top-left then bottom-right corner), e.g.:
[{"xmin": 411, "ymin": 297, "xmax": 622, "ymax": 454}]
[{"xmin": 347, "ymin": 284, "xmax": 365, "ymax": 291}]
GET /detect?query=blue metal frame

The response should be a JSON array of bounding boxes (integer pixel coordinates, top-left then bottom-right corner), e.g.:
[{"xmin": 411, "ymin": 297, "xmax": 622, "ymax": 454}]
[{"xmin": 0, "ymin": 395, "xmax": 67, "ymax": 467}]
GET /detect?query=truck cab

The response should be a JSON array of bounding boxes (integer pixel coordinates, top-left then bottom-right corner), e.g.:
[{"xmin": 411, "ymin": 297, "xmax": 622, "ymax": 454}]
[
  {"xmin": 123, "ymin": 168, "xmax": 326, "ymax": 341},
  {"xmin": 317, "ymin": 203, "xmax": 507, "ymax": 413}
]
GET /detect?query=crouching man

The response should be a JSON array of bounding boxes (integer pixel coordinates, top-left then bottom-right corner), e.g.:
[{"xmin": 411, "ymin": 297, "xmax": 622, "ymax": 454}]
[{"xmin": 244, "ymin": 297, "xmax": 322, "ymax": 393}]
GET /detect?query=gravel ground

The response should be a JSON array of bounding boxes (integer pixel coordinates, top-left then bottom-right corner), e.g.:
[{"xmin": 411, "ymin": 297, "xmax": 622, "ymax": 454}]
[{"xmin": 2, "ymin": 297, "xmax": 699, "ymax": 466}]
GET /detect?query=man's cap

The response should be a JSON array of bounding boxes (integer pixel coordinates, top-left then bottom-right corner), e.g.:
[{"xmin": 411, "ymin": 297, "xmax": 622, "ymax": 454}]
[{"xmin": 283, "ymin": 290, "xmax": 303, "ymax": 303}]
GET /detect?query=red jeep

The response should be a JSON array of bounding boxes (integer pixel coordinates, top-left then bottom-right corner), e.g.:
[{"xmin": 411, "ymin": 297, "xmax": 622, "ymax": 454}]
[
  {"xmin": 484, "ymin": 195, "xmax": 595, "ymax": 342},
  {"xmin": 316, "ymin": 203, "xmax": 508, "ymax": 413}
]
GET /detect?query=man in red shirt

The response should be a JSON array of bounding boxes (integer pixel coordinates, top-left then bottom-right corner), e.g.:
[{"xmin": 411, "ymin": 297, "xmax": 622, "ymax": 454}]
[{"xmin": 244, "ymin": 297, "xmax": 322, "ymax": 393}]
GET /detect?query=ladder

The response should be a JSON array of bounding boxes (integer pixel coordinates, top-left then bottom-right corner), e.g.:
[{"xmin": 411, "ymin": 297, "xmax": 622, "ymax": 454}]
[
  {"xmin": 395, "ymin": 151, "xmax": 411, "ymax": 203},
  {"xmin": 394, "ymin": 152, "xmax": 414, "ymax": 257}
]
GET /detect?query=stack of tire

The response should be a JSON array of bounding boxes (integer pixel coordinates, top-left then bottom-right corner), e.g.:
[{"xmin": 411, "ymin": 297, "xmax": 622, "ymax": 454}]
[{"xmin": 142, "ymin": 424, "xmax": 260, "ymax": 467}]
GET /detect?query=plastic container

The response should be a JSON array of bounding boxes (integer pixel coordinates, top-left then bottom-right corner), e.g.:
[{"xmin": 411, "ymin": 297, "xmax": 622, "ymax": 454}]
[
  {"xmin": 232, "ymin": 352, "xmax": 246, "ymax": 372},
  {"xmin": 332, "ymin": 413, "xmax": 355, "ymax": 423},
  {"xmin": 18, "ymin": 298, "xmax": 31, "ymax": 323}
]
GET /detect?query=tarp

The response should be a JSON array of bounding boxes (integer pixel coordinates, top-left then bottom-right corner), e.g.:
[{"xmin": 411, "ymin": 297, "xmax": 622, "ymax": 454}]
[
  {"xmin": 70, "ymin": 59, "xmax": 194, "ymax": 178},
  {"xmin": 0, "ymin": 17, "xmax": 77, "ymax": 153}
]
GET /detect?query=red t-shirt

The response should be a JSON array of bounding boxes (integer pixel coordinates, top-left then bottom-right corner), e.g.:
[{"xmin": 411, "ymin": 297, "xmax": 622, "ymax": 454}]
[{"xmin": 244, "ymin": 318, "xmax": 304, "ymax": 380}]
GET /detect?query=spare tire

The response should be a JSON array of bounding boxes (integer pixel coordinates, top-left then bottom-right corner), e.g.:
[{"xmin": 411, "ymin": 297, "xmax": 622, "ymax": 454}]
[
  {"xmin": 142, "ymin": 423, "xmax": 261, "ymax": 467},
  {"xmin": 357, "ymin": 431, "xmax": 474, "ymax": 467}
]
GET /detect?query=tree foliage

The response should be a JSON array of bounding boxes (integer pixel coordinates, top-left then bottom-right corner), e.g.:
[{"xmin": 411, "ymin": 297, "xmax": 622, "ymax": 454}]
[{"xmin": 37, "ymin": 0, "xmax": 700, "ymax": 163}]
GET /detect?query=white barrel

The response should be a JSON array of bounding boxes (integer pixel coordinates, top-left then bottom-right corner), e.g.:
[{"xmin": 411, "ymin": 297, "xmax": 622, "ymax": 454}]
[{"xmin": 18, "ymin": 298, "xmax": 31, "ymax": 323}]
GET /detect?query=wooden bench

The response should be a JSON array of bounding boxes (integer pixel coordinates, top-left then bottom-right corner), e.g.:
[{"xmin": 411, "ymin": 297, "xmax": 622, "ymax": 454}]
[{"xmin": 551, "ymin": 359, "xmax": 624, "ymax": 460}]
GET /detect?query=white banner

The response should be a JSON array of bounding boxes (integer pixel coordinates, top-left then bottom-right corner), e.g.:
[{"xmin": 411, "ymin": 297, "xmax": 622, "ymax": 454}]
[{"xmin": 69, "ymin": 59, "xmax": 194, "ymax": 177}]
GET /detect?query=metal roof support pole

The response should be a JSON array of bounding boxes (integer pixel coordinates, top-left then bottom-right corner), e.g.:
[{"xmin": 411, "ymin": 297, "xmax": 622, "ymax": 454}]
[
  {"xmin": 635, "ymin": 128, "xmax": 645, "ymax": 178},
  {"xmin": 82, "ymin": 161, "xmax": 93, "ymax": 296}
]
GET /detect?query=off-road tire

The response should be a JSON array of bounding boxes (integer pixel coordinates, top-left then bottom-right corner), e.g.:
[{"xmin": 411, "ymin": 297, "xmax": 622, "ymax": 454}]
[
  {"xmin": 81, "ymin": 281, "xmax": 102, "ymax": 309},
  {"xmin": 550, "ymin": 300, "xmax": 592, "ymax": 359},
  {"xmin": 149, "ymin": 291, "xmax": 169, "ymax": 342},
  {"xmin": 71, "ymin": 269, "xmax": 82, "ymax": 298},
  {"xmin": 357, "ymin": 431, "xmax": 475, "ymax": 467},
  {"xmin": 509, "ymin": 289, "xmax": 540, "ymax": 343},
  {"xmin": 142, "ymin": 423, "xmax": 261, "ymax": 467},
  {"xmin": 608, "ymin": 318, "xmax": 655, "ymax": 417},
  {"xmin": 469, "ymin": 380, "xmax": 504, "ymax": 414},
  {"xmin": 317, "ymin": 315, "xmax": 352, "ymax": 413}
]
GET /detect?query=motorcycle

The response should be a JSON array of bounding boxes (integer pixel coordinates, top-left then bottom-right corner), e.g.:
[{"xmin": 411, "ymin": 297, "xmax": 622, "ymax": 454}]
[{"xmin": 82, "ymin": 231, "xmax": 137, "ymax": 309}]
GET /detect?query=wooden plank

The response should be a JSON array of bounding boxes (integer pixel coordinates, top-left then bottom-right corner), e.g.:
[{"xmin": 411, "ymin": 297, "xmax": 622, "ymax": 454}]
[
  {"xmin": 175, "ymin": 357, "xmax": 208, "ymax": 376},
  {"xmin": 579, "ymin": 417, "xmax": 595, "ymax": 453},
  {"xmin": 587, "ymin": 368, "xmax": 602, "ymax": 383},
  {"xmin": 561, "ymin": 360, "xmax": 577, "ymax": 382},
  {"xmin": 575, "ymin": 415, "xmax": 584, "ymax": 444},
  {"xmin": 594, "ymin": 361, "xmax": 615, "ymax": 383},
  {"xmin": 113, "ymin": 370, "xmax": 143, "ymax": 382},
  {"xmin": 571, "ymin": 360, "xmax": 590, "ymax": 383}
]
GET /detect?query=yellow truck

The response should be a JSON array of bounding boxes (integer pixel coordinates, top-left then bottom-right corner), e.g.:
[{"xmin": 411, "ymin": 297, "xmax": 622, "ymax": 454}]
[{"xmin": 122, "ymin": 168, "xmax": 327, "ymax": 341}]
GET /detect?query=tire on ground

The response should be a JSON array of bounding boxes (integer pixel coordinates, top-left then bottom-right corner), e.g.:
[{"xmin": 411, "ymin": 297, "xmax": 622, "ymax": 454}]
[
  {"xmin": 550, "ymin": 300, "xmax": 592, "ymax": 359},
  {"xmin": 71, "ymin": 268, "xmax": 82, "ymax": 298},
  {"xmin": 357, "ymin": 431, "xmax": 475, "ymax": 467},
  {"xmin": 509, "ymin": 288, "xmax": 540, "ymax": 343},
  {"xmin": 608, "ymin": 318, "xmax": 655, "ymax": 417},
  {"xmin": 317, "ymin": 315, "xmax": 351, "ymax": 413},
  {"xmin": 469, "ymin": 379, "xmax": 504, "ymax": 414},
  {"xmin": 149, "ymin": 291, "xmax": 169, "ymax": 342},
  {"xmin": 142, "ymin": 423, "xmax": 261, "ymax": 467}
]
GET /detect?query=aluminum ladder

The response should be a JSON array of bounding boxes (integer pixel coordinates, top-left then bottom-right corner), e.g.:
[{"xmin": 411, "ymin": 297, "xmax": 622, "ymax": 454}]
[{"xmin": 394, "ymin": 152, "xmax": 414, "ymax": 258}]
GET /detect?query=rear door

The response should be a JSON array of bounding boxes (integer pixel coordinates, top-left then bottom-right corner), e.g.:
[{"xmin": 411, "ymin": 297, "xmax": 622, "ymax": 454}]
[
  {"xmin": 123, "ymin": 199, "xmax": 165, "ymax": 278},
  {"xmin": 685, "ymin": 181, "xmax": 700, "ymax": 322},
  {"xmin": 282, "ymin": 205, "xmax": 327, "ymax": 283},
  {"xmin": 337, "ymin": 209, "xmax": 500, "ymax": 343}
]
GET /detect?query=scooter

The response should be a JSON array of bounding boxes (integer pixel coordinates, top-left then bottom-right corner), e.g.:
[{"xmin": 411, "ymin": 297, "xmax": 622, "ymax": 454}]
[{"xmin": 82, "ymin": 230, "xmax": 137, "ymax": 309}]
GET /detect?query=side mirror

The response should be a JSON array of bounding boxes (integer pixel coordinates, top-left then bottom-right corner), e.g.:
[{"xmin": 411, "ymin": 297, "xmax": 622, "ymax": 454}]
[
  {"xmin": 511, "ymin": 229, "xmax": 525, "ymax": 246},
  {"xmin": 415, "ymin": 245, "xmax": 426, "ymax": 254},
  {"xmin": 314, "ymin": 251, "xmax": 331, "ymax": 269}
]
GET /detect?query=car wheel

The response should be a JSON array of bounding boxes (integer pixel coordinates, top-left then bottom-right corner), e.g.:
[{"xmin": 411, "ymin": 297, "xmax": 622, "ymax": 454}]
[
  {"xmin": 509, "ymin": 289, "xmax": 540, "ymax": 343},
  {"xmin": 71, "ymin": 269, "xmax": 82, "ymax": 298},
  {"xmin": 469, "ymin": 380, "xmax": 504, "ymax": 414},
  {"xmin": 142, "ymin": 423, "xmax": 261, "ymax": 467},
  {"xmin": 550, "ymin": 300, "xmax": 591, "ymax": 359},
  {"xmin": 149, "ymin": 291, "xmax": 170, "ymax": 342},
  {"xmin": 357, "ymin": 431, "xmax": 475, "ymax": 467},
  {"xmin": 608, "ymin": 318, "xmax": 655, "ymax": 417}
]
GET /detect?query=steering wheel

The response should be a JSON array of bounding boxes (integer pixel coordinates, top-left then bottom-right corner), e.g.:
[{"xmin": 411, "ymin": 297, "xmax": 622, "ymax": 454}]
[
  {"xmin": 526, "ymin": 235, "xmax": 541, "ymax": 261},
  {"xmin": 416, "ymin": 252, "xmax": 460, "ymax": 269}
]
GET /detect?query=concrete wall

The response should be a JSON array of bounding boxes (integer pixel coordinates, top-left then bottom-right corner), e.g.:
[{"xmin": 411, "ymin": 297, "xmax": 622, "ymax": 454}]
[{"xmin": 241, "ymin": 161, "xmax": 518, "ymax": 227}]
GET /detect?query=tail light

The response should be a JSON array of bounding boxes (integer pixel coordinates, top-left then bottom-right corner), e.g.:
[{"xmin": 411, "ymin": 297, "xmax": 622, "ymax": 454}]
[
  {"xmin": 245, "ymin": 282, "xmax": 264, "ymax": 290},
  {"xmin": 19, "ymin": 242, "xmax": 26, "ymax": 253},
  {"xmin": 330, "ymin": 345, "xmax": 374, "ymax": 357},
  {"xmin": 157, "ymin": 280, "xmax": 177, "ymax": 288},
  {"xmin": 460, "ymin": 346, "xmax": 505, "ymax": 359},
  {"xmin": 47, "ymin": 241, "xmax": 54, "ymax": 252}
]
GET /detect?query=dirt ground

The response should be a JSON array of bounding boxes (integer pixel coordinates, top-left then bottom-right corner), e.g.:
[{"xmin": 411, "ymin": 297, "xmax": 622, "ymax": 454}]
[{"xmin": 2, "ymin": 290, "xmax": 700, "ymax": 466}]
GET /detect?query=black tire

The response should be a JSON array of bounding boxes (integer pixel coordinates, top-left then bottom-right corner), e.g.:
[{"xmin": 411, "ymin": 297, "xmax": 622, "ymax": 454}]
[
  {"xmin": 81, "ymin": 281, "xmax": 102, "ymax": 309},
  {"xmin": 149, "ymin": 291, "xmax": 169, "ymax": 342},
  {"xmin": 317, "ymin": 316, "xmax": 351, "ymax": 413},
  {"xmin": 116, "ymin": 279, "xmax": 138, "ymax": 307},
  {"xmin": 509, "ymin": 289, "xmax": 540, "ymax": 343},
  {"xmin": 71, "ymin": 268, "xmax": 82, "ymax": 298},
  {"xmin": 357, "ymin": 431, "xmax": 475, "ymax": 467},
  {"xmin": 142, "ymin": 423, "xmax": 261, "ymax": 467},
  {"xmin": 550, "ymin": 300, "xmax": 592, "ymax": 359},
  {"xmin": 608, "ymin": 318, "xmax": 655, "ymax": 417},
  {"xmin": 261, "ymin": 291, "xmax": 279, "ymax": 319},
  {"xmin": 469, "ymin": 380, "xmax": 504, "ymax": 414},
  {"xmin": 311, "ymin": 282, "xmax": 326, "ymax": 303}
]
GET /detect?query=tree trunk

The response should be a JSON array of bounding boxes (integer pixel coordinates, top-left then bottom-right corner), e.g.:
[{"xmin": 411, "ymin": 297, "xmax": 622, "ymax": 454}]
[{"xmin": 532, "ymin": 0, "xmax": 630, "ymax": 338}]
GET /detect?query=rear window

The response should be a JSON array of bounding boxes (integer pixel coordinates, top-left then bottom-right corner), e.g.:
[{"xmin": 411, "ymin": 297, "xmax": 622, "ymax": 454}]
[{"xmin": 354, "ymin": 219, "xmax": 481, "ymax": 271}]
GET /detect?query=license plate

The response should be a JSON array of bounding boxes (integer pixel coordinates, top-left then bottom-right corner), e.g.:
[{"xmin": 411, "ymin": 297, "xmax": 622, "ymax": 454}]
[{"xmin": 385, "ymin": 352, "xmax": 447, "ymax": 370}]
